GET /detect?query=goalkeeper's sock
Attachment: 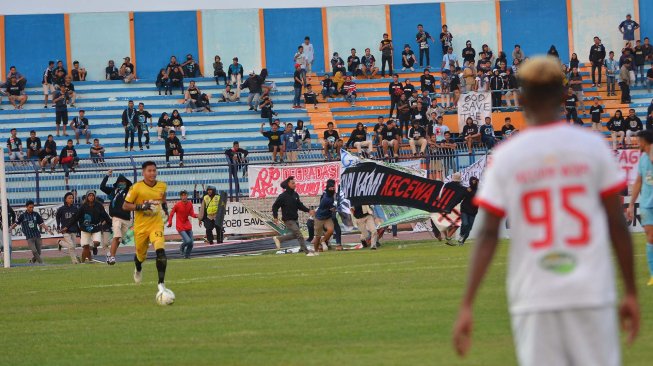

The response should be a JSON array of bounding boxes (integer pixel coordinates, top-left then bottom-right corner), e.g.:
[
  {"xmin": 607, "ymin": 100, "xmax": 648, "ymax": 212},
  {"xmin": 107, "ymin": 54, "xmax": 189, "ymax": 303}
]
[
  {"xmin": 646, "ymin": 243, "xmax": 653, "ymax": 276},
  {"xmin": 155, "ymin": 249, "xmax": 167, "ymax": 284}
]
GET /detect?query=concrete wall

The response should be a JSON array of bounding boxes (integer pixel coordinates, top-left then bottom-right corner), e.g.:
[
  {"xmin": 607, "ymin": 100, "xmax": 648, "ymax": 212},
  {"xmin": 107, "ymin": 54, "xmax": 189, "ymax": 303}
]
[
  {"xmin": 445, "ymin": 2, "xmax": 498, "ymax": 66},
  {"xmin": 571, "ymin": 0, "xmax": 634, "ymax": 61}
]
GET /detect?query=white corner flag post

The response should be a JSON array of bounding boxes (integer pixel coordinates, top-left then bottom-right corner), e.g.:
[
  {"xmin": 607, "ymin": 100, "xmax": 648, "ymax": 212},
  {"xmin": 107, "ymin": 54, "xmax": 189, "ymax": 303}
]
[{"xmin": 0, "ymin": 146, "xmax": 10, "ymax": 268}]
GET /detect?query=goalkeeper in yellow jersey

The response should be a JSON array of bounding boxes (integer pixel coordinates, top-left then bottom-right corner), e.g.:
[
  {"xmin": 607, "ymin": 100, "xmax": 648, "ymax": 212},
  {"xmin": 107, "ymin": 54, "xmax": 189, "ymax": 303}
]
[{"xmin": 123, "ymin": 161, "xmax": 169, "ymax": 293}]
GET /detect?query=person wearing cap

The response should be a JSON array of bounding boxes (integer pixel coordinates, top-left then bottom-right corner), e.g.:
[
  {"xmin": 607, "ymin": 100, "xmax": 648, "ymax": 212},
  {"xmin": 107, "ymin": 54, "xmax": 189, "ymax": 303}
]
[
  {"xmin": 198, "ymin": 185, "xmax": 221, "ymax": 245},
  {"xmin": 100, "ymin": 169, "xmax": 133, "ymax": 265},
  {"xmin": 462, "ymin": 41, "xmax": 475, "ymax": 65},
  {"xmin": 401, "ymin": 44, "xmax": 417, "ymax": 71},
  {"xmin": 228, "ymin": 57, "xmax": 244, "ymax": 89},
  {"xmin": 71, "ymin": 60, "xmax": 86, "ymax": 82},
  {"xmin": 271, "ymin": 176, "xmax": 315, "ymax": 255},
  {"xmin": 56, "ymin": 192, "xmax": 80, "ymax": 264},
  {"xmin": 168, "ymin": 190, "xmax": 197, "ymax": 258},
  {"xmin": 66, "ymin": 190, "xmax": 110, "ymax": 262},
  {"xmin": 120, "ymin": 56, "xmax": 135, "ymax": 83},
  {"xmin": 240, "ymin": 70, "xmax": 263, "ymax": 111},
  {"xmin": 70, "ymin": 109, "xmax": 91, "ymax": 145},
  {"xmin": 330, "ymin": 52, "xmax": 346, "ymax": 76}
]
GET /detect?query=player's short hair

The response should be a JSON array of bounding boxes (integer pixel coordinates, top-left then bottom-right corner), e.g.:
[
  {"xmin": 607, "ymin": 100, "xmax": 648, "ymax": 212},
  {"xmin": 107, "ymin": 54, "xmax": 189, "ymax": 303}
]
[
  {"xmin": 142, "ymin": 161, "xmax": 156, "ymax": 170},
  {"xmin": 25, "ymin": 200, "xmax": 34, "ymax": 207},
  {"xmin": 637, "ymin": 130, "xmax": 653, "ymax": 144},
  {"xmin": 517, "ymin": 56, "xmax": 565, "ymax": 103}
]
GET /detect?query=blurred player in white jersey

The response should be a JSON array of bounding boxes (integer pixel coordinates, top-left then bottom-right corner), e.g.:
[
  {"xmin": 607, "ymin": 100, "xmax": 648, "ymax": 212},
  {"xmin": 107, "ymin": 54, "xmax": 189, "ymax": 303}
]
[
  {"xmin": 452, "ymin": 56, "xmax": 639, "ymax": 366},
  {"xmin": 627, "ymin": 129, "xmax": 653, "ymax": 286}
]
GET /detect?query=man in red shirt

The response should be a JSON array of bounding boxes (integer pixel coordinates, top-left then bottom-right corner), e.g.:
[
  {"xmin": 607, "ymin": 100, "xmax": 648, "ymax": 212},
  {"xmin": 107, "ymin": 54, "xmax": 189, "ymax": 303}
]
[{"xmin": 167, "ymin": 190, "xmax": 197, "ymax": 259}]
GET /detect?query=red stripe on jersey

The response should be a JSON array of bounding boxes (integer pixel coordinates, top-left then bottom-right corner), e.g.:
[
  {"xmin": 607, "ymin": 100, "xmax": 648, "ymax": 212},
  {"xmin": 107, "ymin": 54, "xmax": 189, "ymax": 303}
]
[
  {"xmin": 473, "ymin": 197, "xmax": 506, "ymax": 218},
  {"xmin": 600, "ymin": 180, "xmax": 627, "ymax": 199}
]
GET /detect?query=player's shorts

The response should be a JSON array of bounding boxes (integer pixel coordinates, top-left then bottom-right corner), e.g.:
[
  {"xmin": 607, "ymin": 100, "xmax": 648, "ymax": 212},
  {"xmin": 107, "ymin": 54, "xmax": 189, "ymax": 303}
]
[
  {"xmin": 511, "ymin": 306, "xmax": 619, "ymax": 366},
  {"xmin": 111, "ymin": 217, "xmax": 131, "ymax": 239},
  {"xmin": 383, "ymin": 139, "xmax": 397, "ymax": 146},
  {"xmin": 80, "ymin": 231, "xmax": 102, "ymax": 246},
  {"xmin": 134, "ymin": 226, "xmax": 165, "ymax": 262},
  {"xmin": 314, "ymin": 217, "xmax": 334, "ymax": 237},
  {"xmin": 640, "ymin": 207, "xmax": 653, "ymax": 226}
]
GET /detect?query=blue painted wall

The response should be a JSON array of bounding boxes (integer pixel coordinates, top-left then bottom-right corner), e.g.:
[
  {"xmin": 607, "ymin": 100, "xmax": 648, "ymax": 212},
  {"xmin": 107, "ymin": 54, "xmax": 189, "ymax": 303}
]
[
  {"xmin": 390, "ymin": 3, "xmax": 442, "ymax": 71},
  {"xmin": 264, "ymin": 8, "xmax": 324, "ymax": 75},
  {"xmin": 4, "ymin": 14, "xmax": 66, "ymax": 85},
  {"xmin": 639, "ymin": 0, "xmax": 653, "ymax": 45},
  {"xmin": 134, "ymin": 11, "xmax": 198, "ymax": 79},
  {"xmin": 500, "ymin": 0, "xmax": 569, "ymax": 64}
]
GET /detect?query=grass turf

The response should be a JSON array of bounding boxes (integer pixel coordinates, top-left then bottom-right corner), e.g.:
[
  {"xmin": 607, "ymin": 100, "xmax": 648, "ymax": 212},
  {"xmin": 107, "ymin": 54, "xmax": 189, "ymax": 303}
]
[{"xmin": 1, "ymin": 235, "xmax": 653, "ymax": 366}]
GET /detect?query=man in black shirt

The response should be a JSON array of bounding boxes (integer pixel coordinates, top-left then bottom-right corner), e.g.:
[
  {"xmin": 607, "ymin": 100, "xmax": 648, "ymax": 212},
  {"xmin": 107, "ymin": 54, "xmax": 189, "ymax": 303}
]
[
  {"xmin": 625, "ymin": 108, "xmax": 643, "ymax": 146},
  {"xmin": 120, "ymin": 56, "xmax": 135, "ymax": 83},
  {"xmin": 408, "ymin": 119, "xmax": 427, "ymax": 156},
  {"xmin": 70, "ymin": 110, "xmax": 91, "ymax": 145},
  {"xmin": 6, "ymin": 128, "xmax": 24, "ymax": 162},
  {"xmin": 261, "ymin": 122, "xmax": 283, "ymax": 163},
  {"xmin": 26, "ymin": 130, "xmax": 42, "ymax": 160},
  {"xmin": 225, "ymin": 141, "xmax": 249, "ymax": 196},
  {"xmin": 347, "ymin": 48, "xmax": 361, "ymax": 76},
  {"xmin": 40, "ymin": 134, "xmax": 59, "ymax": 172},
  {"xmin": 59, "ymin": 139, "xmax": 79, "ymax": 186},
  {"xmin": 271, "ymin": 176, "xmax": 315, "ymax": 255},
  {"xmin": 564, "ymin": 87, "xmax": 580, "ymax": 124},
  {"xmin": 105, "ymin": 60, "xmax": 120, "ymax": 80},
  {"xmin": 165, "ymin": 130, "xmax": 184, "ymax": 167},
  {"xmin": 420, "ymin": 69, "xmax": 436, "ymax": 95},
  {"xmin": 379, "ymin": 33, "xmax": 393, "ymax": 77},
  {"xmin": 136, "ymin": 102, "xmax": 153, "ymax": 150},
  {"xmin": 589, "ymin": 97, "xmax": 604, "ymax": 132},
  {"xmin": 292, "ymin": 65, "xmax": 304, "ymax": 109},
  {"xmin": 403, "ymin": 79, "xmax": 416, "ymax": 99},
  {"xmin": 42, "ymin": 61, "xmax": 55, "ymax": 108},
  {"xmin": 588, "ymin": 36, "xmax": 606, "ymax": 87},
  {"xmin": 322, "ymin": 122, "xmax": 341, "ymax": 161},
  {"xmin": 53, "ymin": 84, "xmax": 69, "ymax": 136},
  {"xmin": 63, "ymin": 75, "xmax": 77, "ymax": 107},
  {"xmin": 6, "ymin": 76, "xmax": 27, "ymax": 110},
  {"xmin": 182, "ymin": 54, "xmax": 201, "ymax": 78},
  {"xmin": 71, "ymin": 60, "xmax": 87, "ymax": 81},
  {"xmin": 121, "ymin": 100, "xmax": 137, "ymax": 151},
  {"xmin": 388, "ymin": 74, "xmax": 403, "ymax": 118},
  {"xmin": 346, "ymin": 122, "xmax": 372, "ymax": 156},
  {"xmin": 416, "ymin": 24, "xmax": 434, "ymax": 68},
  {"xmin": 360, "ymin": 48, "xmax": 378, "ymax": 78},
  {"xmin": 462, "ymin": 117, "xmax": 480, "ymax": 154},
  {"xmin": 462, "ymin": 41, "xmax": 476, "ymax": 64},
  {"xmin": 380, "ymin": 119, "xmax": 401, "ymax": 158},
  {"xmin": 331, "ymin": 52, "xmax": 346, "ymax": 75},
  {"xmin": 647, "ymin": 67, "xmax": 653, "ymax": 93}
]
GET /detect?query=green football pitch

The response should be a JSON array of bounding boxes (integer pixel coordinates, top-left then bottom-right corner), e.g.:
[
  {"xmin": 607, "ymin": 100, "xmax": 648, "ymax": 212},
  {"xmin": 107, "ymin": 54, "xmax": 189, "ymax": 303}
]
[{"xmin": 2, "ymin": 235, "xmax": 652, "ymax": 366}]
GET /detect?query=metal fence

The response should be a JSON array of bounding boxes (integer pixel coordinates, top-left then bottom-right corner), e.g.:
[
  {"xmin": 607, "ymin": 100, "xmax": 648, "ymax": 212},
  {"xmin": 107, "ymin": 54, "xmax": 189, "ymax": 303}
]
[{"xmin": 4, "ymin": 142, "xmax": 489, "ymax": 206}]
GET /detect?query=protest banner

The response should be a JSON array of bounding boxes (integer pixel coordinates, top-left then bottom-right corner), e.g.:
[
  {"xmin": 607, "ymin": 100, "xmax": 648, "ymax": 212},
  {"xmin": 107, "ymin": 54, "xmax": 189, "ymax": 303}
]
[
  {"xmin": 248, "ymin": 162, "xmax": 341, "ymax": 198},
  {"xmin": 457, "ymin": 92, "xmax": 492, "ymax": 131}
]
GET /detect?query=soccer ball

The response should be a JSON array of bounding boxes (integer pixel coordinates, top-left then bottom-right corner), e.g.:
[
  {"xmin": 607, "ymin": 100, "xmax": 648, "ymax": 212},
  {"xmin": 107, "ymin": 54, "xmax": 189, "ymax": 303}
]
[{"xmin": 155, "ymin": 288, "xmax": 175, "ymax": 306}]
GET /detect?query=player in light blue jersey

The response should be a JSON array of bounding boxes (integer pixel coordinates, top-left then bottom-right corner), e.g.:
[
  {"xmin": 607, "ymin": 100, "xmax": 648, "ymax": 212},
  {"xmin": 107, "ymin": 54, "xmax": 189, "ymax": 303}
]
[{"xmin": 628, "ymin": 129, "xmax": 653, "ymax": 286}]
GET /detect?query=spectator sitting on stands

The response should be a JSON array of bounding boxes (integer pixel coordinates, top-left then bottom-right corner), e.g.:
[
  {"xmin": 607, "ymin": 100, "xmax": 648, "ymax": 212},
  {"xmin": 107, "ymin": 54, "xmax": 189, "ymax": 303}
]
[
  {"xmin": 228, "ymin": 57, "xmax": 244, "ymax": 88},
  {"xmin": 420, "ymin": 90, "xmax": 431, "ymax": 114},
  {"xmin": 282, "ymin": 123, "xmax": 299, "ymax": 163},
  {"xmin": 420, "ymin": 69, "xmax": 436, "ymax": 96},
  {"xmin": 40, "ymin": 134, "xmax": 58, "ymax": 172},
  {"xmin": 168, "ymin": 65, "xmax": 185, "ymax": 94},
  {"xmin": 70, "ymin": 110, "xmax": 91, "ymax": 145},
  {"xmin": 295, "ymin": 120, "xmax": 312, "ymax": 150},
  {"xmin": 220, "ymin": 84, "xmax": 239, "ymax": 102},
  {"xmin": 428, "ymin": 115, "xmax": 449, "ymax": 141},
  {"xmin": 380, "ymin": 119, "xmax": 400, "ymax": 159},
  {"xmin": 26, "ymin": 130, "xmax": 42, "ymax": 160},
  {"xmin": 625, "ymin": 108, "xmax": 643, "ymax": 146},
  {"xmin": 321, "ymin": 74, "xmax": 335, "ymax": 99},
  {"xmin": 60, "ymin": 139, "xmax": 79, "ymax": 185},
  {"xmin": 261, "ymin": 122, "xmax": 283, "ymax": 163},
  {"xmin": 408, "ymin": 119, "xmax": 427, "ymax": 157},
  {"xmin": 333, "ymin": 71, "xmax": 345, "ymax": 94},
  {"xmin": 53, "ymin": 60, "xmax": 66, "ymax": 79},
  {"xmin": 501, "ymin": 117, "xmax": 516, "ymax": 138},
  {"xmin": 494, "ymin": 51, "xmax": 507, "ymax": 69},
  {"xmin": 165, "ymin": 130, "xmax": 184, "ymax": 167},
  {"xmin": 166, "ymin": 56, "xmax": 180, "ymax": 75},
  {"xmin": 157, "ymin": 112, "xmax": 171, "ymax": 141},
  {"xmin": 401, "ymin": 44, "xmax": 417, "ymax": 71},
  {"xmin": 90, "ymin": 138, "xmax": 105, "ymax": 164},
  {"xmin": 343, "ymin": 76, "xmax": 357, "ymax": 107},
  {"xmin": 7, "ymin": 66, "xmax": 27, "ymax": 89},
  {"xmin": 71, "ymin": 61, "xmax": 87, "ymax": 81},
  {"xmin": 427, "ymin": 99, "xmax": 444, "ymax": 121},
  {"xmin": 360, "ymin": 48, "xmax": 379, "ymax": 79},
  {"xmin": 182, "ymin": 54, "xmax": 201, "ymax": 78},
  {"xmin": 241, "ymin": 70, "xmax": 263, "ymax": 112},
  {"xmin": 169, "ymin": 109, "xmax": 187, "ymax": 140},
  {"xmin": 619, "ymin": 46, "xmax": 634, "ymax": 67},
  {"xmin": 512, "ymin": 45, "xmax": 524, "ymax": 63},
  {"xmin": 347, "ymin": 48, "xmax": 362, "ymax": 77},
  {"xmin": 304, "ymin": 84, "xmax": 318, "ymax": 109},
  {"xmin": 6, "ymin": 76, "xmax": 27, "ymax": 110},
  {"xmin": 462, "ymin": 40, "xmax": 476, "ymax": 65},
  {"xmin": 442, "ymin": 47, "xmax": 459, "ymax": 71},
  {"xmin": 322, "ymin": 122, "xmax": 341, "ymax": 160},
  {"xmin": 213, "ymin": 55, "xmax": 227, "ymax": 85},
  {"xmin": 462, "ymin": 117, "xmax": 480, "ymax": 154},
  {"xmin": 63, "ymin": 75, "xmax": 77, "ymax": 107},
  {"xmin": 479, "ymin": 117, "xmax": 496, "ymax": 149},
  {"xmin": 259, "ymin": 68, "xmax": 276, "ymax": 94},
  {"xmin": 120, "ymin": 57, "xmax": 135, "ymax": 83},
  {"xmin": 6, "ymin": 128, "xmax": 24, "ymax": 163},
  {"xmin": 331, "ymin": 52, "xmax": 346, "ymax": 76},
  {"xmin": 346, "ymin": 122, "xmax": 372, "ymax": 156},
  {"xmin": 260, "ymin": 91, "xmax": 278, "ymax": 123},
  {"xmin": 184, "ymin": 81, "xmax": 210, "ymax": 113},
  {"xmin": 42, "ymin": 61, "xmax": 55, "ymax": 108},
  {"xmin": 607, "ymin": 110, "xmax": 626, "ymax": 150},
  {"xmin": 105, "ymin": 60, "xmax": 120, "ymax": 80},
  {"xmin": 156, "ymin": 68, "xmax": 171, "ymax": 95},
  {"xmin": 503, "ymin": 68, "xmax": 519, "ymax": 107}
]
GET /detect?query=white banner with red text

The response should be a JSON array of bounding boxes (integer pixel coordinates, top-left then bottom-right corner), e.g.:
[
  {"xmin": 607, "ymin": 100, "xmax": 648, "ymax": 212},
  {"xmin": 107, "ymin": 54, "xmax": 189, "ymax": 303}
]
[{"xmin": 248, "ymin": 162, "xmax": 341, "ymax": 198}]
